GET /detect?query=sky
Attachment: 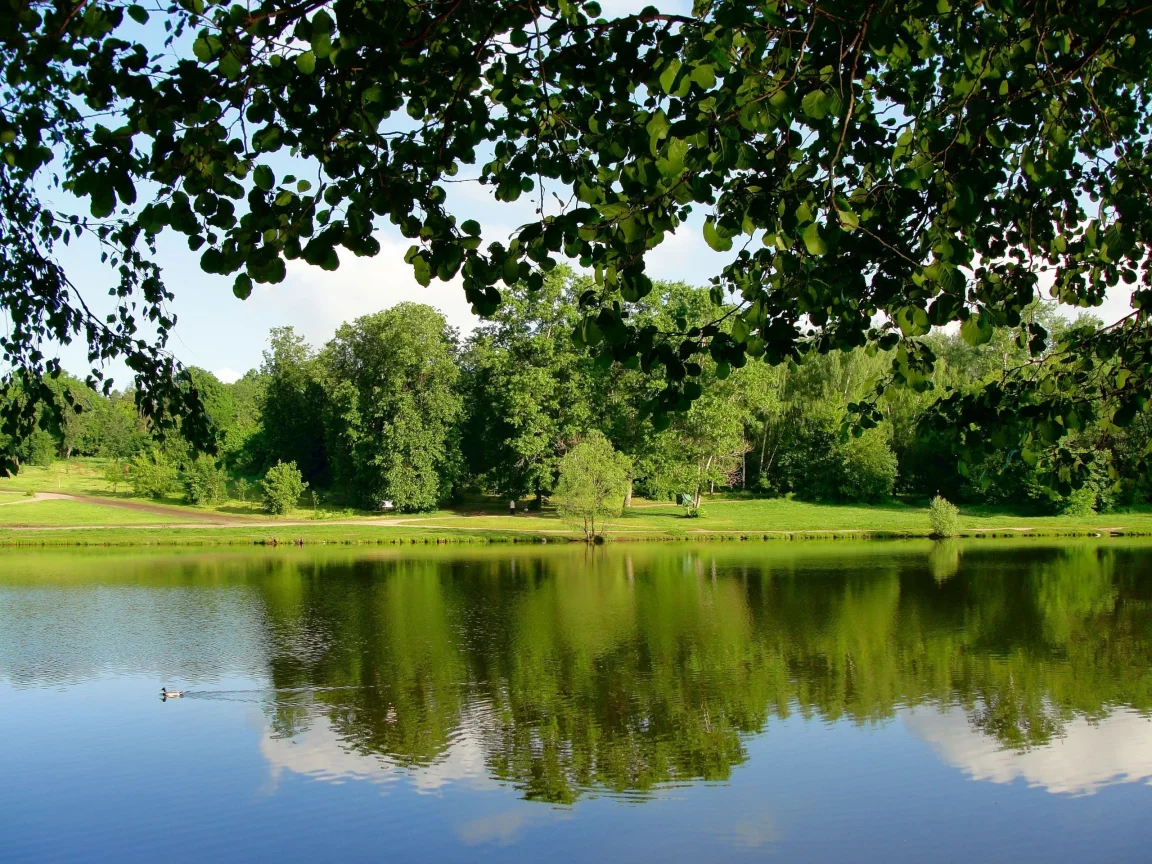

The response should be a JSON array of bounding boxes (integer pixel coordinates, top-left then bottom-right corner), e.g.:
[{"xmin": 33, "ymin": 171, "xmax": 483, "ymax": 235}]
[{"xmin": 43, "ymin": 0, "xmax": 1135, "ymax": 387}]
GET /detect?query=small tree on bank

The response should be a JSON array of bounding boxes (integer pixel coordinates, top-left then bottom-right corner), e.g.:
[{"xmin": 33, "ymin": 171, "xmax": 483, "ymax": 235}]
[
  {"xmin": 262, "ymin": 461, "xmax": 307, "ymax": 515},
  {"xmin": 183, "ymin": 456, "xmax": 228, "ymax": 506},
  {"xmin": 130, "ymin": 450, "xmax": 178, "ymax": 500},
  {"xmin": 929, "ymin": 495, "xmax": 960, "ymax": 539},
  {"xmin": 552, "ymin": 432, "xmax": 631, "ymax": 542}
]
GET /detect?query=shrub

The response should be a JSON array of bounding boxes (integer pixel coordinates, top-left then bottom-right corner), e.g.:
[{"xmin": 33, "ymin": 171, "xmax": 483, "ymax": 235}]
[
  {"xmin": 130, "ymin": 450, "xmax": 178, "ymax": 499},
  {"xmin": 102, "ymin": 460, "xmax": 128, "ymax": 493},
  {"xmin": 25, "ymin": 430, "xmax": 57, "ymax": 467},
  {"xmin": 1061, "ymin": 486, "xmax": 1097, "ymax": 518},
  {"xmin": 838, "ymin": 429, "xmax": 898, "ymax": 502},
  {"xmin": 234, "ymin": 477, "xmax": 250, "ymax": 503},
  {"xmin": 929, "ymin": 495, "xmax": 960, "ymax": 538},
  {"xmin": 183, "ymin": 456, "xmax": 228, "ymax": 506},
  {"xmin": 262, "ymin": 460, "xmax": 307, "ymax": 515}
]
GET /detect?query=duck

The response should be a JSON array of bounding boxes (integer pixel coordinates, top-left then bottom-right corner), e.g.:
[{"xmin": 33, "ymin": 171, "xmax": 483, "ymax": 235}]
[{"xmin": 160, "ymin": 686, "xmax": 185, "ymax": 699}]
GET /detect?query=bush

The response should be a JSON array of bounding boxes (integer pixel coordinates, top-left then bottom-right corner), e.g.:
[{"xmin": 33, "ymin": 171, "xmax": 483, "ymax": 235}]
[
  {"xmin": 183, "ymin": 456, "xmax": 228, "ymax": 506},
  {"xmin": 929, "ymin": 495, "xmax": 960, "ymax": 538},
  {"xmin": 233, "ymin": 477, "xmax": 250, "ymax": 503},
  {"xmin": 103, "ymin": 460, "xmax": 128, "ymax": 493},
  {"xmin": 262, "ymin": 460, "xmax": 307, "ymax": 515},
  {"xmin": 25, "ymin": 430, "xmax": 57, "ymax": 467},
  {"xmin": 1060, "ymin": 486, "xmax": 1097, "ymax": 518},
  {"xmin": 838, "ymin": 429, "xmax": 898, "ymax": 502},
  {"xmin": 130, "ymin": 451, "xmax": 178, "ymax": 499}
]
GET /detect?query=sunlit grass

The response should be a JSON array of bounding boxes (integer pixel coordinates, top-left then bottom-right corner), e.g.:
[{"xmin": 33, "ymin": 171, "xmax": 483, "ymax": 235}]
[
  {"xmin": 2, "ymin": 458, "xmax": 1152, "ymax": 544},
  {"xmin": 0, "ymin": 499, "xmax": 203, "ymax": 526}
]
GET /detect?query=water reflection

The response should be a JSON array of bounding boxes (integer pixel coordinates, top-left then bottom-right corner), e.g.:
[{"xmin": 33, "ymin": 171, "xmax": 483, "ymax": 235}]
[
  {"xmin": 1, "ymin": 542, "xmax": 1150, "ymax": 804},
  {"xmin": 908, "ymin": 709, "xmax": 1152, "ymax": 796}
]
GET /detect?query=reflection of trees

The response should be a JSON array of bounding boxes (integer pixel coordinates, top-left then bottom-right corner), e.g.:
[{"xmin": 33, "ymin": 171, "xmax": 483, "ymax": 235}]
[
  {"xmin": 6, "ymin": 544, "xmax": 1146, "ymax": 802},
  {"xmin": 235, "ymin": 543, "xmax": 1152, "ymax": 802}
]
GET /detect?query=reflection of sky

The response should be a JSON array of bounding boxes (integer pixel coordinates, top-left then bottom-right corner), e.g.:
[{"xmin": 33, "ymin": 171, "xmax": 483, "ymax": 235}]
[
  {"xmin": 905, "ymin": 707, "xmax": 1152, "ymax": 797},
  {"xmin": 260, "ymin": 711, "xmax": 497, "ymax": 795},
  {"xmin": 260, "ymin": 700, "xmax": 1152, "ymax": 807}
]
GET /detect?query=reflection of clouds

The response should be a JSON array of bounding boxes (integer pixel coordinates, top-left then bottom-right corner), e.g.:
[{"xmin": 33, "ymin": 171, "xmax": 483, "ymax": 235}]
[
  {"xmin": 455, "ymin": 808, "xmax": 571, "ymax": 847},
  {"xmin": 728, "ymin": 812, "xmax": 779, "ymax": 848},
  {"xmin": 261, "ymin": 719, "xmax": 399, "ymax": 791},
  {"xmin": 906, "ymin": 707, "xmax": 1152, "ymax": 796},
  {"xmin": 260, "ymin": 712, "xmax": 497, "ymax": 795}
]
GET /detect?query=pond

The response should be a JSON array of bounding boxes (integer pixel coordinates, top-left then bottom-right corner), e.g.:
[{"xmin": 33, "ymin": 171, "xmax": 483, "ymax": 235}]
[{"xmin": 1, "ymin": 541, "xmax": 1150, "ymax": 862}]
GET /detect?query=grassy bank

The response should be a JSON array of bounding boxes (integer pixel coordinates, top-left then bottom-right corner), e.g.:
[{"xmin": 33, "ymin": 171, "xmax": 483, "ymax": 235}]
[{"xmin": 2, "ymin": 459, "xmax": 1151, "ymax": 546}]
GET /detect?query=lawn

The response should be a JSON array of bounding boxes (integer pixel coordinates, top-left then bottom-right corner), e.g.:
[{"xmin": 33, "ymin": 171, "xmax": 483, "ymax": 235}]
[
  {"xmin": 0, "ymin": 499, "xmax": 206, "ymax": 526},
  {"xmin": 2, "ymin": 458, "xmax": 1151, "ymax": 545}
]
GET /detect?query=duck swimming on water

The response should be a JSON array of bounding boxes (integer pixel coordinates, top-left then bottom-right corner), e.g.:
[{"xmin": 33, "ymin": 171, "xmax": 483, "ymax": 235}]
[{"xmin": 160, "ymin": 687, "xmax": 185, "ymax": 699}]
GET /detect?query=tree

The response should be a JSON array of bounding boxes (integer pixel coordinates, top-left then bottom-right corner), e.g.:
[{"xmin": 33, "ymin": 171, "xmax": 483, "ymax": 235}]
[
  {"xmin": 255, "ymin": 328, "xmax": 328, "ymax": 484},
  {"xmin": 5, "ymin": 1, "xmax": 1152, "ymax": 488},
  {"xmin": 129, "ymin": 450, "xmax": 178, "ymax": 500},
  {"xmin": 24, "ymin": 429, "xmax": 56, "ymax": 468},
  {"xmin": 552, "ymin": 431, "xmax": 632, "ymax": 541},
  {"xmin": 262, "ymin": 460, "xmax": 307, "ymax": 515},
  {"xmin": 97, "ymin": 394, "xmax": 148, "ymax": 461},
  {"xmin": 321, "ymin": 304, "xmax": 461, "ymax": 512},
  {"xmin": 183, "ymin": 455, "xmax": 228, "ymax": 506},
  {"xmin": 102, "ymin": 460, "xmax": 128, "ymax": 494},
  {"xmin": 461, "ymin": 268, "xmax": 593, "ymax": 502}
]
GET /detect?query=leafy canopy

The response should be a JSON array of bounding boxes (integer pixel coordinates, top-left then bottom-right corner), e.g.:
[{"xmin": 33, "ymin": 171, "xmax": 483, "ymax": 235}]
[{"xmin": 4, "ymin": 0, "xmax": 1152, "ymax": 486}]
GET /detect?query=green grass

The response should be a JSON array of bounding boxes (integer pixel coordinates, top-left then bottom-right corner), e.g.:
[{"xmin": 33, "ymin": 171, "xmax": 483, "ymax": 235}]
[
  {"xmin": 0, "ymin": 522, "xmax": 537, "ymax": 546},
  {"xmin": 3, "ymin": 458, "xmax": 1151, "ymax": 545},
  {"xmin": 0, "ymin": 499, "xmax": 205, "ymax": 526}
]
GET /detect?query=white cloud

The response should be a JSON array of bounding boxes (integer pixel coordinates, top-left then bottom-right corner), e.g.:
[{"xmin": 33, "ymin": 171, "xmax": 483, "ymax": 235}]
[
  {"xmin": 906, "ymin": 706, "xmax": 1152, "ymax": 797},
  {"xmin": 212, "ymin": 367, "xmax": 243, "ymax": 384},
  {"xmin": 257, "ymin": 234, "xmax": 482, "ymax": 344}
]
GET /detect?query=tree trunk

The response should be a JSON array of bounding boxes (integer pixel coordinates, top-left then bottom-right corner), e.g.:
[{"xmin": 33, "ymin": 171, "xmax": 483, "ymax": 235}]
[
  {"xmin": 693, "ymin": 455, "xmax": 713, "ymax": 509},
  {"xmin": 623, "ymin": 475, "xmax": 633, "ymax": 509},
  {"xmin": 759, "ymin": 419, "xmax": 770, "ymax": 475}
]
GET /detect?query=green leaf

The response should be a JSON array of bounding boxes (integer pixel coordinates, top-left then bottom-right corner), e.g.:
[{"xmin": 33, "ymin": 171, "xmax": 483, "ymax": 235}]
[
  {"xmin": 461, "ymin": 219, "xmax": 481, "ymax": 237},
  {"xmin": 219, "ymin": 48, "xmax": 242, "ymax": 80},
  {"xmin": 312, "ymin": 31, "xmax": 332, "ymax": 59},
  {"xmin": 296, "ymin": 51, "xmax": 316, "ymax": 75},
  {"xmin": 691, "ymin": 64, "xmax": 716, "ymax": 90},
  {"xmin": 233, "ymin": 273, "xmax": 253, "ymax": 299},
  {"xmin": 646, "ymin": 109, "xmax": 670, "ymax": 157},
  {"xmin": 896, "ymin": 305, "xmax": 930, "ymax": 336},
  {"xmin": 801, "ymin": 90, "xmax": 828, "ymax": 120},
  {"xmin": 412, "ymin": 255, "xmax": 431, "ymax": 287},
  {"xmin": 730, "ymin": 317, "xmax": 749, "ymax": 342},
  {"xmin": 835, "ymin": 208, "xmax": 859, "ymax": 231},
  {"xmin": 802, "ymin": 223, "xmax": 827, "ymax": 255},
  {"xmin": 127, "ymin": 4, "xmax": 149, "ymax": 23},
  {"xmin": 960, "ymin": 309, "xmax": 993, "ymax": 346},
  {"xmin": 659, "ymin": 58, "xmax": 681, "ymax": 95},
  {"xmin": 253, "ymin": 165, "xmax": 274, "ymax": 191},
  {"xmin": 192, "ymin": 38, "xmax": 212, "ymax": 63},
  {"xmin": 703, "ymin": 218, "xmax": 732, "ymax": 252},
  {"xmin": 90, "ymin": 182, "xmax": 115, "ymax": 219}
]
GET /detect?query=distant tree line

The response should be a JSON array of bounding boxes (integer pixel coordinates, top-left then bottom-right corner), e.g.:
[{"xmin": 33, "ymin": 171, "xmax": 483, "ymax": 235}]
[{"xmin": 5, "ymin": 269, "xmax": 1148, "ymax": 515}]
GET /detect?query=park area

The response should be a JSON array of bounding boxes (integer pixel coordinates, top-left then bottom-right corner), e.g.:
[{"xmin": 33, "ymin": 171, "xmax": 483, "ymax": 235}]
[{"xmin": 2, "ymin": 459, "xmax": 1150, "ymax": 546}]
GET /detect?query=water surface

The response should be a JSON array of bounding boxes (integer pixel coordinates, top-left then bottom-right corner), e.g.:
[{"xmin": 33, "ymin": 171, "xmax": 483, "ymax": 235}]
[{"xmin": 1, "ymin": 541, "xmax": 1151, "ymax": 862}]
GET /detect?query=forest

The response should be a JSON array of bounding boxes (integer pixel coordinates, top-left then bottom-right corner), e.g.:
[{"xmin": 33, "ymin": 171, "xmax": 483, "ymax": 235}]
[{"xmin": 9, "ymin": 268, "xmax": 1148, "ymax": 516}]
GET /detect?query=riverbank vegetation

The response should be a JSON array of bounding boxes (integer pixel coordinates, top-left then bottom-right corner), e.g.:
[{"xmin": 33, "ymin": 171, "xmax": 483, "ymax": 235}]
[{"xmin": 3, "ymin": 271, "xmax": 1148, "ymax": 537}]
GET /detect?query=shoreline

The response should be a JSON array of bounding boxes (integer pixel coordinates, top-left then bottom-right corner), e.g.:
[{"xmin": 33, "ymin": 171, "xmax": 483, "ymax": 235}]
[{"xmin": 2, "ymin": 523, "xmax": 1150, "ymax": 547}]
